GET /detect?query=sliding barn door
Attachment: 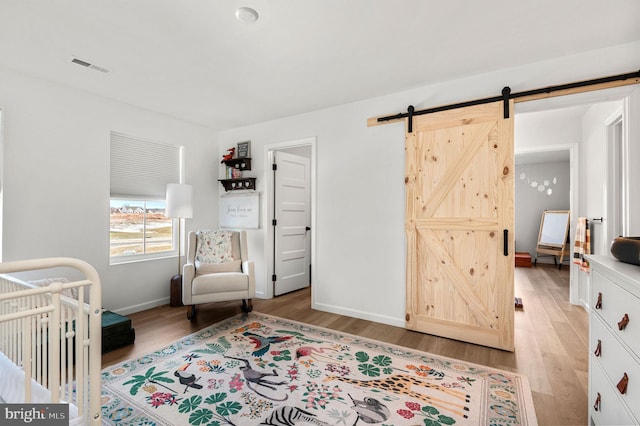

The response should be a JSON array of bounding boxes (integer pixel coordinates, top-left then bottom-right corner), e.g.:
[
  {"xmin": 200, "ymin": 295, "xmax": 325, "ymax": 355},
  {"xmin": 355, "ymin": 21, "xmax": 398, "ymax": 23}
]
[{"xmin": 405, "ymin": 101, "xmax": 515, "ymax": 351}]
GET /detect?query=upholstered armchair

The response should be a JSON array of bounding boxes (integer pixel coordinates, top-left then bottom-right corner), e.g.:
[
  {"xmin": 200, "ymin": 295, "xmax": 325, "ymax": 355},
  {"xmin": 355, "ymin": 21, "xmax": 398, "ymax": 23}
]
[{"xmin": 182, "ymin": 230, "xmax": 255, "ymax": 320}]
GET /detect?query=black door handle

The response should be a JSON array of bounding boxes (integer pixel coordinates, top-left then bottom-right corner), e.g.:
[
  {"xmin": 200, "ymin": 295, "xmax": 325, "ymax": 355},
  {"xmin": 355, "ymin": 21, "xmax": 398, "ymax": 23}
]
[
  {"xmin": 305, "ymin": 226, "xmax": 311, "ymax": 231},
  {"xmin": 503, "ymin": 229, "xmax": 508, "ymax": 256}
]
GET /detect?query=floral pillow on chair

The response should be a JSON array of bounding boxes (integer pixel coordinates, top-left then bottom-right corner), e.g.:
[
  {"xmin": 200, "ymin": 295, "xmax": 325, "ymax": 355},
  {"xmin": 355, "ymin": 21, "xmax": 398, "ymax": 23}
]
[{"xmin": 194, "ymin": 230, "xmax": 241, "ymax": 274}]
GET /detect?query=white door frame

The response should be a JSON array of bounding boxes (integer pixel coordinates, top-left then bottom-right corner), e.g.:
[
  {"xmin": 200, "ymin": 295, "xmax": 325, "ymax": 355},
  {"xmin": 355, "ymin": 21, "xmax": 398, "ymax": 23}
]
[
  {"xmin": 604, "ymin": 106, "xmax": 627, "ymax": 245},
  {"xmin": 263, "ymin": 136, "xmax": 316, "ymax": 300},
  {"xmin": 515, "ymin": 143, "xmax": 580, "ymax": 304}
]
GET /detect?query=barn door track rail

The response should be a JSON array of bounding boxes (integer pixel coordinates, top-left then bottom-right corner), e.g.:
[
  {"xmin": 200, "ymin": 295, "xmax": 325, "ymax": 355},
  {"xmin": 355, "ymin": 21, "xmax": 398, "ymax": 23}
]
[{"xmin": 370, "ymin": 69, "xmax": 640, "ymax": 133}]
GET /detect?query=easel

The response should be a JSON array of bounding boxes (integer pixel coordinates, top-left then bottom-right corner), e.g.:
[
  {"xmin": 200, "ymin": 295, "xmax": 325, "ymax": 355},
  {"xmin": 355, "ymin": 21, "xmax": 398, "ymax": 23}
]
[{"xmin": 533, "ymin": 210, "xmax": 571, "ymax": 270}]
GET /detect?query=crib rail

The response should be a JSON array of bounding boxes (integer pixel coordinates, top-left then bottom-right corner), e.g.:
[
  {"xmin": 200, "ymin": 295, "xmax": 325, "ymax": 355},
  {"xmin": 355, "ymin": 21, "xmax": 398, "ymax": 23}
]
[{"xmin": 0, "ymin": 257, "xmax": 102, "ymax": 425}]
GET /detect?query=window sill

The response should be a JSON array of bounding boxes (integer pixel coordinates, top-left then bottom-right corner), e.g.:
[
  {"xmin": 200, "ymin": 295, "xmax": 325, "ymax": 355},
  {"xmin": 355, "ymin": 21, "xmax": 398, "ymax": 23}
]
[{"xmin": 110, "ymin": 251, "xmax": 178, "ymax": 266}]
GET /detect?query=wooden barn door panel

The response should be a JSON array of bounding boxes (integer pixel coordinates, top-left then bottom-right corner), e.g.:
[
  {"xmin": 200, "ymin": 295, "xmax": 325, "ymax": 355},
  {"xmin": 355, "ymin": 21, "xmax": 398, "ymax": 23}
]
[{"xmin": 405, "ymin": 101, "xmax": 515, "ymax": 351}]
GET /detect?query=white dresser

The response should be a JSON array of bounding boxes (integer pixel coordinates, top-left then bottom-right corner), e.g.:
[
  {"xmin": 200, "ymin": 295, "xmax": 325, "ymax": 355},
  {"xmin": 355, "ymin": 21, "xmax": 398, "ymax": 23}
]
[{"xmin": 587, "ymin": 255, "xmax": 640, "ymax": 425}]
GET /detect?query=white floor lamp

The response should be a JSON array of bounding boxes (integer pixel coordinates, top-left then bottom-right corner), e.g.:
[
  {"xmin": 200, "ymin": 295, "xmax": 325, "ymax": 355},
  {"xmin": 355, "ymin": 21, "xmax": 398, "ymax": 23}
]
[{"xmin": 166, "ymin": 183, "xmax": 193, "ymax": 277}]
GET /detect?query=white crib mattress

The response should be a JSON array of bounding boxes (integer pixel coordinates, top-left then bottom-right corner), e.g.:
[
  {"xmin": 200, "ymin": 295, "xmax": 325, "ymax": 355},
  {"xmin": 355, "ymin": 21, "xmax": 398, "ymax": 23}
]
[{"xmin": 0, "ymin": 351, "xmax": 80, "ymax": 420}]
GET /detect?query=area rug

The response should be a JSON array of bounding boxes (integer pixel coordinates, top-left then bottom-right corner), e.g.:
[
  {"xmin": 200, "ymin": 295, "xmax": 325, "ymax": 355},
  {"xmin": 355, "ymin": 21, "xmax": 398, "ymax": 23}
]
[{"xmin": 101, "ymin": 313, "xmax": 537, "ymax": 425}]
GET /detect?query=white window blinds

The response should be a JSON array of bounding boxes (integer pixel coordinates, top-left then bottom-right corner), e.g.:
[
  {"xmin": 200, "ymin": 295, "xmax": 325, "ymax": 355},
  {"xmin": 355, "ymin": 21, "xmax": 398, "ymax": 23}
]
[{"xmin": 110, "ymin": 132, "xmax": 180, "ymax": 199}]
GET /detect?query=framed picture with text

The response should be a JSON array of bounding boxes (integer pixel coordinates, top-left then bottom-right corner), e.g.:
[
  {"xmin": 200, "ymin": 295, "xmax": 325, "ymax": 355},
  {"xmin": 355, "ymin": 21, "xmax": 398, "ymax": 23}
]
[
  {"xmin": 220, "ymin": 192, "xmax": 259, "ymax": 229},
  {"xmin": 237, "ymin": 140, "xmax": 251, "ymax": 158}
]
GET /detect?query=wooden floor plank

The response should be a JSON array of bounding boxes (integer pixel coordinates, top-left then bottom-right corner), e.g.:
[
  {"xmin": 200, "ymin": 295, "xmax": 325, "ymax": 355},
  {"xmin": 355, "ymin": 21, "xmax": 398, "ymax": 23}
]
[{"xmin": 102, "ymin": 264, "xmax": 587, "ymax": 425}]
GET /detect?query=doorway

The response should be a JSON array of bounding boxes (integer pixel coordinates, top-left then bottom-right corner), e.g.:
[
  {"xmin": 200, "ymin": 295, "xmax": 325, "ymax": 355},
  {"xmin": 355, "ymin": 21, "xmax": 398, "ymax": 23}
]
[
  {"xmin": 514, "ymin": 146, "xmax": 574, "ymax": 266},
  {"xmin": 514, "ymin": 86, "xmax": 635, "ymax": 307},
  {"xmin": 264, "ymin": 137, "xmax": 316, "ymax": 299}
]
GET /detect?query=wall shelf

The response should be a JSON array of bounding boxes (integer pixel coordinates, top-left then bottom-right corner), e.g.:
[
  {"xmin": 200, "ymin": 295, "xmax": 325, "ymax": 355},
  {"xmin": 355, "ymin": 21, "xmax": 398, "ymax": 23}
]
[
  {"xmin": 220, "ymin": 157, "xmax": 255, "ymax": 191},
  {"xmin": 218, "ymin": 178, "xmax": 256, "ymax": 191},
  {"xmin": 223, "ymin": 158, "xmax": 252, "ymax": 170}
]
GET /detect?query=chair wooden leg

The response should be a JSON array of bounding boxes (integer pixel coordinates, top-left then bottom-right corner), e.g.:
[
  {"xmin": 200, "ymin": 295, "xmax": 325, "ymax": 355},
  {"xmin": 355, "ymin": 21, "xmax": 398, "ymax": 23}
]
[
  {"xmin": 242, "ymin": 299, "xmax": 253, "ymax": 313},
  {"xmin": 187, "ymin": 305, "xmax": 196, "ymax": 321}
]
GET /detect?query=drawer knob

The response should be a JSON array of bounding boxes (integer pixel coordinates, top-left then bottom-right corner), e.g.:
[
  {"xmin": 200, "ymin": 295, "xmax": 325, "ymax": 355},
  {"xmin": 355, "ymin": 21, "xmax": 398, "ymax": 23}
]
[
  {"xmin": 617, "ymin": 373, "xmax": 629, "ymax": 394},
  {"xmin": 595, "ymin": 292, "xmax": 602, "ymax": 310},
  {"xmin": 618, "ymin": 313, "xmax": 630, "ymax": 331},
  {"xmin": 594, "ymin": 339, "xmax": 601, "ymax": 357},
  {"xmin": 594, "ymin": 392, "xmax": 601, "ymax": 411}
]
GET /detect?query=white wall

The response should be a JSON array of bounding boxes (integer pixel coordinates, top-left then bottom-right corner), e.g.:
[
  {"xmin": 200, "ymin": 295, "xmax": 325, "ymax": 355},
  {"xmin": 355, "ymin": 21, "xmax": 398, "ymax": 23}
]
[
  {"xmin": 219, "ymin": 41, "xmax": 640, "ymax": 327},
  {"xmin": 515, "ymin": 106, "xmax": 584, "ymax": 151},
  {"xmin": 581, "ymin": 100, "xmax": 623, "ymax": 254},
  {"xmin": 572, "ymin": 99, "xmax": 624, "ymax": 308},
  {"xmin": 0, "ymin": 67, "xmax": 219, "ymax": 314}
]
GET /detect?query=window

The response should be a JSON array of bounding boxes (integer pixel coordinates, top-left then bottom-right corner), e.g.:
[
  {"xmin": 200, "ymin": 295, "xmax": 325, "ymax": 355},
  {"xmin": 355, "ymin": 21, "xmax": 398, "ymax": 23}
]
[
  {"xmin": 109, "ymin": 199, "xmax": 172, "ymax": 257},
  {"xmin": 110, "ymin": 132, "xmax": 181, "ymax": 263}
]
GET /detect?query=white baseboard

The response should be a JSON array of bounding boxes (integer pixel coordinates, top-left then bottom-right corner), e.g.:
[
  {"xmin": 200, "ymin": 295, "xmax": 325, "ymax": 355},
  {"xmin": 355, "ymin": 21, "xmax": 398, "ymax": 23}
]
[
  {"xmin": 312, "ymin": 301, "xmax": 405, "ymax": 328},
  {"xmin": 578, "ymin": 298, "xmax": 590, "ymax": 312},
  {"xmin": 112, "ymin": 297, "xmax": 169, "ymax": 316},
  {"xmin": 113, "ymin": 292, "xmax": 269, "ymax": 316}
]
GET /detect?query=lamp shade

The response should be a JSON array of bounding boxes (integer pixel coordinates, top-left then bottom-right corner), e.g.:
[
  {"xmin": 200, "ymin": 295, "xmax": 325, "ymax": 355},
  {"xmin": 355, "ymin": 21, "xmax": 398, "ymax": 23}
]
[{"xmin": 165, "ymin": 183, "xmax": 193, "ymax": 219}]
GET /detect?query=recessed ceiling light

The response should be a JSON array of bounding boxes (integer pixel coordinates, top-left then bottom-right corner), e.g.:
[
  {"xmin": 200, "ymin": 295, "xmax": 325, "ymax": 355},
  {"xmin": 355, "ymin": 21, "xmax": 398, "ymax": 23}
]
[{"xmin": 235, "ymin": 7, "xmax": 259, "ymax": 24}]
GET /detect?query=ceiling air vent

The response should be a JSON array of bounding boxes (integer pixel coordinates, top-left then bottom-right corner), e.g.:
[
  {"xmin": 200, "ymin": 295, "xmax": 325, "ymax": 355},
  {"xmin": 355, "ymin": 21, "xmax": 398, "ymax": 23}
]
[{"xmin": 71, "ymin": 57, "xmax": 111, "ymax": 74}]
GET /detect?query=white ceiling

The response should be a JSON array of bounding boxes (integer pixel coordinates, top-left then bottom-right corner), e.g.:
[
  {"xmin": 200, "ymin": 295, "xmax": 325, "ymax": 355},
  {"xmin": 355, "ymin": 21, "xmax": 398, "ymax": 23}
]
[{"xmin": 1, "ymin": 0, "xmax": 639, "ymax": 130}]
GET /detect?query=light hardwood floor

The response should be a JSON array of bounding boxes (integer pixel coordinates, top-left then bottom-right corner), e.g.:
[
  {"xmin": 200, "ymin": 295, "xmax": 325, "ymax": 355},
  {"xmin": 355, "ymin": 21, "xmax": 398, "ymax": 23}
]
[{"xmin": 103, "ymin": 264, "xmax": 588, "ymax": 425}]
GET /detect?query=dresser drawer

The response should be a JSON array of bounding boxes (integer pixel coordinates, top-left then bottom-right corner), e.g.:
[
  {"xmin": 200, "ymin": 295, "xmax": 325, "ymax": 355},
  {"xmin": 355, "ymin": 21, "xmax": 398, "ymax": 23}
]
[
  {"xmin": 590, "ymin": 315, "xmax": 640, "ymax": 420},
  {"xmin": 591, "ymin": 270, "xmax": 640, "ymax": 357},
  {"xmin": 589, "ymin": 359, "xmax": 636, "ymax": 425}
]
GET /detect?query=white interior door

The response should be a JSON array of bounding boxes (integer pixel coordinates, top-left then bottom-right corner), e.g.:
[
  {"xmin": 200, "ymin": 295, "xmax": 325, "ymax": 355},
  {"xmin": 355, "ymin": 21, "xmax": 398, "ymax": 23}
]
[{"xmin": 273, "ymin": 151, "xmax": 310, "ymax": 296}]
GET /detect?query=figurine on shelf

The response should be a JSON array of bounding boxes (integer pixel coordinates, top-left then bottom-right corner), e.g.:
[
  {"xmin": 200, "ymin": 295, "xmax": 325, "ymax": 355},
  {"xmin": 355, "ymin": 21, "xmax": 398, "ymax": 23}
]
[{"xmin": 221, "ymin": 147, "xmax": 235, "ymax": 163}]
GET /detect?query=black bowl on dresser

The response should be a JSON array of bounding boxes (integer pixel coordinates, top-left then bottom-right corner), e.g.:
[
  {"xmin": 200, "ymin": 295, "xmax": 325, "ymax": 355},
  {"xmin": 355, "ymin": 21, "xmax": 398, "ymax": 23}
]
[{"xmin": 610, "ymin": 236, "xmax": 640, "ymax": 266}]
